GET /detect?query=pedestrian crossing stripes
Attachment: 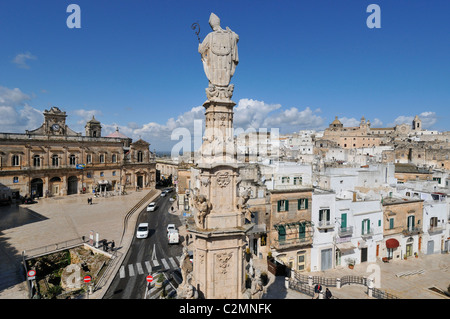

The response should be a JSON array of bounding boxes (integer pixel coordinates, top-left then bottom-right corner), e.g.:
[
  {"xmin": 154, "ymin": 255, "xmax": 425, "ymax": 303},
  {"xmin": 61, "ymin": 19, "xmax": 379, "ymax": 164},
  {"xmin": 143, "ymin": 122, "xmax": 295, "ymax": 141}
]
[{"xmin": 119, "ymin": 256, "xmax": 182, "ymax": 279}]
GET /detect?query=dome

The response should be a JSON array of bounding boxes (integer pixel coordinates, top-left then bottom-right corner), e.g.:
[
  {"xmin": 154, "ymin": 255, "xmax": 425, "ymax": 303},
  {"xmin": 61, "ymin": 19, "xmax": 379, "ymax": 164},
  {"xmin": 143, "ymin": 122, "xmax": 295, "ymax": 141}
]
[{"xmin": 105, "ymin": 127, "xmax": 129, "ymax": 139}]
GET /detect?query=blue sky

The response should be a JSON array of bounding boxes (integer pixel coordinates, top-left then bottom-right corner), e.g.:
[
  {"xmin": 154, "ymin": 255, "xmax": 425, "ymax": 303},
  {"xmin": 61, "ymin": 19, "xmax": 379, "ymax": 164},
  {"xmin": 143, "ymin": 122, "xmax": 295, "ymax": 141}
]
[{"xmin": 1, "ymin": 0, "xmax": 449, "ymax": 151}]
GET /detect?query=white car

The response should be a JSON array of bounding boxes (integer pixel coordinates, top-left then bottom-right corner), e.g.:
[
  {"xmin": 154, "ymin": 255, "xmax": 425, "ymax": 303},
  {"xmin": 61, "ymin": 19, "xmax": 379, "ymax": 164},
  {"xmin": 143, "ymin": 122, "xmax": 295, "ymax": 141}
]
[
  {"xmin": 168, "ymin": 229, "xmax": 179, "ymax": 244},
  {"xmin": 160, "ymin": 191, "xmax": 166, "ymax": 197},
  {"xmin": 136, "ymin": 223, "xmax": 149, "ymax": 239},
  {"xmin": 147, "ymin": 202, "xmax": 156, "ymax": 212},
  {"xmin": 166, "ymin": 224, "xmax": 176, "ymax": 233}
]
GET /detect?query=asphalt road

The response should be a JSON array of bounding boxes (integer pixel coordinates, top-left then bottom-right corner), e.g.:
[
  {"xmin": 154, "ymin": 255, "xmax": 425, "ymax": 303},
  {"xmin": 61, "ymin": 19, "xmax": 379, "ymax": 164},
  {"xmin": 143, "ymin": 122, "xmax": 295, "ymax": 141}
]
[{"xmin": 103, "ymin": 190, "xmax": 184, "ymax": 299}]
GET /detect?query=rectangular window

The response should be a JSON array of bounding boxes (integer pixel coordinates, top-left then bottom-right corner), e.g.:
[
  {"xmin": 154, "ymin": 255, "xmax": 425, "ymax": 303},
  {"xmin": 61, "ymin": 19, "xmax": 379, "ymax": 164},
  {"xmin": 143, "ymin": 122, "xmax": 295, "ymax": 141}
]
[
  {"xmin": 299, "ymin": 223, "xmax": 306, "ymax": 239},
  {"xmin": 52, "ymin": 155, "xmax": 59, "ymax": 167},
  {"xmin": 407, "ymin": 215, "xmax": 415, "ymax": 230},
  {"xmin": 362, "ymin": 219, "xmax": 370, "ymax": 235},
  {"xmin": 293, "ymin": 176, "xmax": 302, "ymax": 185},
  {"xmin": 281, "ymin": 177, "xmax": 290, "ymax": 184},
  {"xmin": 277, "ymin": 200, "xmax": 289, "ymax": 212},
  {"xmin": 319, "ymin": 209, "xmax": 330, "ymax": 221},
  {"xmin": 389, "ymin": 218, "xmax": 394, "ymax": 229},
  {"xmin": 297, "ymin": 198, "xmax": 308, "ymax": 210},
  {"xmin": 100, "ymin": 154, "xmax": 105, "ymax": 163},
  {"xmin": 278, "ymin": 225, "xmax": 286, "ymax": 242},
  {"xmin": 86, "ymin": 154, "xmax": 92, "ymax": 164},
  {"xmin": 13, "ymin": 176, "xmax": 19, "ymax": 183},
  {"xmin": 297, "ymin": 252, "xmax": 306, "ymax": 271},
  {"xmin": 12, "ymin": 155, "xmax": 20, "ymax": 166}
]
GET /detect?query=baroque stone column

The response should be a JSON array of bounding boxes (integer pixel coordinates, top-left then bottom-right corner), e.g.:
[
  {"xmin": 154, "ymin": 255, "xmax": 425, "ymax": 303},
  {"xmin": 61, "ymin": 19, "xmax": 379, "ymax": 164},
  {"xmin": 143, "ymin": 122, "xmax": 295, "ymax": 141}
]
[{"xmin": 186, "ymin": 12, "xmax": 253, "ymax": 299}]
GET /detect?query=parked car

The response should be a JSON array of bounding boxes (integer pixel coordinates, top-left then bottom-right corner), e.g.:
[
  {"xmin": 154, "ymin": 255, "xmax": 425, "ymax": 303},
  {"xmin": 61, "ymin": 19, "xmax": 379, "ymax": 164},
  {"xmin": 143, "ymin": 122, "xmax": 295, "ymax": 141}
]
[
  {"xmin": 136, "ymin": 223, "xmax": 149, "ymax": 239},
  {"xmin": 147, "ymin": 202, "xmax": 156, "ymax": 212},
  {"xmin": 160, "ymin": 191, "xmax": 166, "ymax": 197},
  {"xmin": 168, "ymin": 229, "xmax": 179, "ymax": 244},
  {"xmin": 167, "ymin": 224, "xmax": 176, "ymax": 233}
]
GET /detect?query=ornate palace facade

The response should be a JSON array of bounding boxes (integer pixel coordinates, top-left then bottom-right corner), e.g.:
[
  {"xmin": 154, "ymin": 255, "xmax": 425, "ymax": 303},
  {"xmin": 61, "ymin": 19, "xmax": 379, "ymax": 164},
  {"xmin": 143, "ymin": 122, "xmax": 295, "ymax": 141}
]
[{"xmin": 0, "ymin": 107, "xmax": 156, "ymax": 200}]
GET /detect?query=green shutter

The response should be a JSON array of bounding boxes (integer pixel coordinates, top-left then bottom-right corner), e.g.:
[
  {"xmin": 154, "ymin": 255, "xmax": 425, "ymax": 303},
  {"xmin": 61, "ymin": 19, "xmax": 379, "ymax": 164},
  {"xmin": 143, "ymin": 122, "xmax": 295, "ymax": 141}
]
[
  {"xmin": 285, "ymin": 200, "xmax": 289, "ymax": 211},
  {"xmin": 277, "ymin": 201, "xmax": 281, "ymax": 212},
  {"xmin": 278, "ymin": 226, "xmax": 286, "ymax": 242},
  {"xmin": 299, "ymin": 223, "xmax": 305, "ymax": 239},
  {"xmin": 305, "ymin": 198, "xmax": 308, "ymax": 209},
  {"xmin": 389, "ymin": 218, "xmax": 394, "ymax": 229},
  {"xmin": 326, "ymin": 209, "xmax": 330, "ymax": 221},
  {"xmin": 362, "ymin": 220, "xmax": 365, "ymax": 235},
  {"xmin": 298, "ymin": 199, "xmax": 301, "ymax": 210},
  {"xmin": 341, "ymin": 213, "xmax": 347, "ymax": 228}
]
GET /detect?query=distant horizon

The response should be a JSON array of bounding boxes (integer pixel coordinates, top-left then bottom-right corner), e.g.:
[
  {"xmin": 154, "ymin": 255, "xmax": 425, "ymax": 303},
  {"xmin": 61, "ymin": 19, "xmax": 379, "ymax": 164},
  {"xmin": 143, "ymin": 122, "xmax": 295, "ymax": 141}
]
[{"xmin": 1, "ymin": 1, "xmax": 449, "ymax": 152}]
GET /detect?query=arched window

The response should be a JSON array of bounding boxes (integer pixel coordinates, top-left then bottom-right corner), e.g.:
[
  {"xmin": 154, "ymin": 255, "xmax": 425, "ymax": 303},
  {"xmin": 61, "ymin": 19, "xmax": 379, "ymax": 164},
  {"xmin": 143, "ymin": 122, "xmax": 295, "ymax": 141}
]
[{"xmin": 112, "ymin": 154, "xmax": 117, "ymax": 163}]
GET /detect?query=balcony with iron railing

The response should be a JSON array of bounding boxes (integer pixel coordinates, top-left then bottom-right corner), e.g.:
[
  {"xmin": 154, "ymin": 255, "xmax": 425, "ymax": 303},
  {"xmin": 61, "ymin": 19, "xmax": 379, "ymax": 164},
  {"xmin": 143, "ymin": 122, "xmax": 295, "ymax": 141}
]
[
  {"xmin": 428, "ymin": 224, "xmax": 444, "ymax": 234},
  {"xmin": 338, "ymin": 226, "xmax": 353, "ymax": 237},
  {"xmin": 402, "ymin": 226, "xmax": 422, "ymax": 236},
  {"xmin": 361, "ymin": 228, "xmax": 374, "ymax": 238},
  {"xmin": 317, "ymin": 220, "xmax": 335, "ymax": 230},
  {"xmin": 272, "ymin": 234, "xmax": 313, "ymax": 250}
]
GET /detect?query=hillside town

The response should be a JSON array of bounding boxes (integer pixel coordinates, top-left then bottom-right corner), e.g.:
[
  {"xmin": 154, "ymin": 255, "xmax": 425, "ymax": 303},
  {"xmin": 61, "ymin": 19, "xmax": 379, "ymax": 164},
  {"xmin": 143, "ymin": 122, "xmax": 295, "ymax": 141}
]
[{"xmin": 166, "ymin": 114, "xmax": 450, "ymax": 273}]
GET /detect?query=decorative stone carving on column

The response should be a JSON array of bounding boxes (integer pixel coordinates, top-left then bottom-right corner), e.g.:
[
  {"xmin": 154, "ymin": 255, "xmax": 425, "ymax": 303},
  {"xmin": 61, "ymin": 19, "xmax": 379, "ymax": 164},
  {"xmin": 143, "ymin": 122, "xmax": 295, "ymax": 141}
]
[
  {"xmin": 216, "ymin": 252, "xmax": 233, "ymax": 274},
  {"xmin": 193, "ymin": 194, "xmax": 212, "ymax": 229},
  {"xmin": 237, "ymin": 188, "xmax": 252, "ymax": 223},
  {"xmin": 216, "ymin": 171, "xmax": 231, "ymax": 188},
  {"xmin": 177, "ymin": 244, "xmax": 198, "ymax": 299}
]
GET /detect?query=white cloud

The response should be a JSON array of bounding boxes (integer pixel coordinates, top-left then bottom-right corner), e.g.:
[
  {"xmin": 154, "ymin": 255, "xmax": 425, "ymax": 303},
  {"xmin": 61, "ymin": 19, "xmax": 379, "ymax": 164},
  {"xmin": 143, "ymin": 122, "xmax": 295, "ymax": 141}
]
[
  {"xmin": 0, "ymin": 86, "xmax": 30, "ymax": 105},
  {"xmin": 262, "ymin": 106, "xmax": 325, "ymax": 131},
  {"xmin": 0, "ymin": 86, "xmax": 42, "ymax": 133},
  {"xmin": 73, "ymin": 109, "xmax": 103, "ymax": 125},
  {"xmin": 234, "ymin": 98, "xmax": 281, "ymax": 129},
  {"xmin": 390, "ymin": 112, "xmax": 437, "ymax": 129},
  {"xmin": 107, "ymin": 99, "xmax": 327, "ymax": 151},
  {"xmin": 12, "ymin": 52, "xmax": 37, "ymax": 69}
]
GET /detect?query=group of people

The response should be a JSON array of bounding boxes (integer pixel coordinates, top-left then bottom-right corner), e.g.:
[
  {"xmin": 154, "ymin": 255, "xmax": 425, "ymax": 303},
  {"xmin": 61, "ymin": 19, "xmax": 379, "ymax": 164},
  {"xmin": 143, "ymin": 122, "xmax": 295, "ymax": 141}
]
[{"xmin": 313, "ymin": 284, "xmax": 333, "ymax": 299}]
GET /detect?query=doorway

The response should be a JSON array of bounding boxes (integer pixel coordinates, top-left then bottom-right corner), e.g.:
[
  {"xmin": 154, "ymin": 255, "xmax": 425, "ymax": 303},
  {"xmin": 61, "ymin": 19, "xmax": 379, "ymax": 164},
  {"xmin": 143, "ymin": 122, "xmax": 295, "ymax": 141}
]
[
  {"xmin": 30, "ymin": 178, "xmax": 43, "ymax": 198},
  {"xmin": 321, "ymin": 248, "xmax": 332, "ymax": 271},
  {"xmin": 427, "ymin": 240, "xmax": 434, "ymax": 255},
  {"xmin": 361, "ymin": 247, "xmax": 368, "ymax": 262},
  {"xmin": 406, "ymin": 244, "xmax": 413, "ymax": 257},
  {"xmin": 67, "ymin": 176, "xmax": 78, "ymax": 195},
  {"xmin": 137, "ymin": 175, "xmax": 143, "ymax": 189}
]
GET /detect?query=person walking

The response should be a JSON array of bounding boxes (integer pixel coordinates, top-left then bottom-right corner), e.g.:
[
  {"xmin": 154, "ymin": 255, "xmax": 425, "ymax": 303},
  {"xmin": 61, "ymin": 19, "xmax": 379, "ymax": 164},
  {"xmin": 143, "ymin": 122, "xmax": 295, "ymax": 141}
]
[
  {"xmin": 325, "ymin": 288, "xmax": 332, "ymax": 299},
  {"xmin": 313, "ymin": 284, "xmax": 322, "ymax": 299},
  {"xmin": 110, "ymin": 240, "xmax": 115, "ymax": 252}
]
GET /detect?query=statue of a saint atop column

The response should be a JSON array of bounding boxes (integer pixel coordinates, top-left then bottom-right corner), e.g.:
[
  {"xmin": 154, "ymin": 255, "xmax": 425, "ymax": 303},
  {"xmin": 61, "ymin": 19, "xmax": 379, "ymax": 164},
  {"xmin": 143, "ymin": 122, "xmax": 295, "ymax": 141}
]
[{"xmin": 199, "ymin": 13, "xmax": 239, "ymax": 101}]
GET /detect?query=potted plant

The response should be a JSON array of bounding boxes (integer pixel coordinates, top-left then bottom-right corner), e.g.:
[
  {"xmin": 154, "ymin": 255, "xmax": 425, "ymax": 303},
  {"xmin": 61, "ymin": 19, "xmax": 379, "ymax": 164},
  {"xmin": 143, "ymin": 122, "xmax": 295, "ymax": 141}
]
[
  {"xmin": 155, "ymin": 273, "xmax": 164, "ymax": 289},
  {"xmin": 260, "ymin": 272, "xmax": 269, "ymax": 286},
  {"xmin": 245, "ymin": 247, "xmax": 251, "ymax": 262},
  {"xmin": 414, "ymin": 252, "xmax": 418, "ymax": 258},
  {"xmin": 345, "ymin": 258, "xmax": 355, "ymax": 269}
]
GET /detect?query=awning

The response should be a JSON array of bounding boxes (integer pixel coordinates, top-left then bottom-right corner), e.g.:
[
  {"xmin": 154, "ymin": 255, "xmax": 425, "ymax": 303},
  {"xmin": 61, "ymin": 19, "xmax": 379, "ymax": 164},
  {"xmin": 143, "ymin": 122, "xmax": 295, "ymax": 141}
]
[
  {"xmin": 386, "ymin": 238, "xmax": 399, "ymax": 249},
  {"xmin": 336, "ymin": 242, "xmax": 356, "ymax": 254}
]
